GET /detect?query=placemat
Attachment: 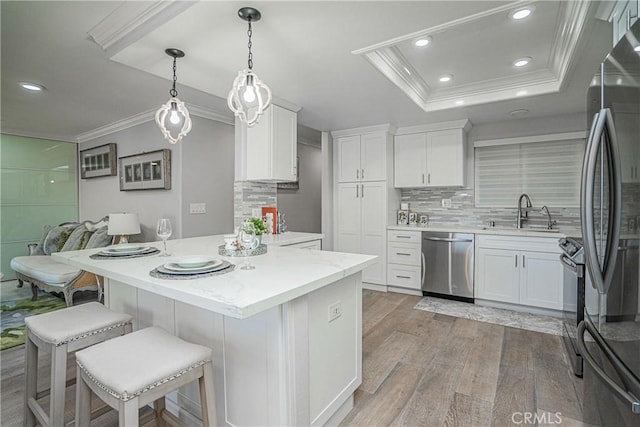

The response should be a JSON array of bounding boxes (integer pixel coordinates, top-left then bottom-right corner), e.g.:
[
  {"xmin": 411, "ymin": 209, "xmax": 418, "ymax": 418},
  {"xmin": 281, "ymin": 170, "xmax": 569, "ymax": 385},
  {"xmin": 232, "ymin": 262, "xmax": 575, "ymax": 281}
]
[
  {"xmin": 90, "ymin": 248, "xmax": 160, "ymax": 260},
  {"xmin": 149, "ymin": 260, "xmax": 235, "ymax": 280}
]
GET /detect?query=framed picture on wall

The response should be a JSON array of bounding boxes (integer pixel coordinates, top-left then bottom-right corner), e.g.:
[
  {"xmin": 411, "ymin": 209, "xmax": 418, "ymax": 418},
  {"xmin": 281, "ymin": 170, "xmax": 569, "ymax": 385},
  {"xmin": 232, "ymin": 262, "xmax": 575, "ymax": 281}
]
[
  {"xmin": 80, "ymin": 143, "xmax": 117, "ymax": 179},
  {"xmin": 119, "ymin": 149, "xmax": 171, "ymax": 191}
]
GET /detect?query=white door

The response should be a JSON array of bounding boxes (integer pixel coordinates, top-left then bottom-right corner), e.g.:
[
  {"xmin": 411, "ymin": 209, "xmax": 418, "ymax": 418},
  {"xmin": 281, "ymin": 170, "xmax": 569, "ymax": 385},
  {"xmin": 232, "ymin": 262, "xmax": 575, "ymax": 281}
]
[
  {"xmin": 426, "ymin": 129, "xmax": 464, "ymax": 186},
  {"xmin": 476, "ymin": 248, "xmax": 519, "ymax": 303},
  {"xmin": 394, "ymin": 133, "xmax": 427, "ymax": 188},
  {"xmin": 519, "ymin": 251, "xmax": 563, "ymax": 309},
  {"xmin": 359, "ymin": 182, "xmax": 387, "ymax": 284},
  {"xmin": 335, "ymin": 183, "xmax": 361, "ymax": 255},
  {"xmin": 336, "ymin": 136, "xmax": 361, "ymax": 182},
  {"xmin": 360, "ymin": 132, "xmax": 387, "ymax": 182}
]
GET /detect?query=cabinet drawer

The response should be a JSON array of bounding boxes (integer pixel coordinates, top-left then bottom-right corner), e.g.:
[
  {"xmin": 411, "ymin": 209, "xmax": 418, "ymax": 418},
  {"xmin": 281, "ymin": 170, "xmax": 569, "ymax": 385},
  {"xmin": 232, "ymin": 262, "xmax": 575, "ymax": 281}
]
[
  {"xmin": 388, "ymin": 243, "xmax": 421, "ymax": 265},
  {"xmin": 387, "ymin": 264, "xmax": 422, "ymax": 289},
  {"xmin": 388, "ymin": 230, "xmax": 422, "ymax": 244}
]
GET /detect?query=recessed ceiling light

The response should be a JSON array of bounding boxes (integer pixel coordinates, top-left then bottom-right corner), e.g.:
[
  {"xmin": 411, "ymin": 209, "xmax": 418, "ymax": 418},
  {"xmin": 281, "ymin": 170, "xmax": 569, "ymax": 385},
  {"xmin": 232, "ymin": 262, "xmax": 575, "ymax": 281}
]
[
  {"xmin": 511, "ymin": 6, "xmax": 534, "ymax": 20},
  {"xmin": 516, "ymin": 90, "xmax": 528, "ymax": 96},
  {"xmin": 513, "ymin": 57, "xmax": 532, "ymax": 67},
  {"xmin": 19, "ymin": 82, "xmax": 45, "ymax": 92},
  {"xmin": 439, "ymin": 74, "xmax": 452, "ymax": 83},
  {"xmin": 414, "ymin": 36, "xmax": 432, "ymax": 47},
  {"xmin": 634, "ymin": 45, "xmax": 640, "ymax": 52},
  {"xmin": 509, "ymin": 109, "xmax": 529, "ymax": 117},
  {"xmin": 455, "ymin": 100, "xmax": 465, "ymax": 106}
]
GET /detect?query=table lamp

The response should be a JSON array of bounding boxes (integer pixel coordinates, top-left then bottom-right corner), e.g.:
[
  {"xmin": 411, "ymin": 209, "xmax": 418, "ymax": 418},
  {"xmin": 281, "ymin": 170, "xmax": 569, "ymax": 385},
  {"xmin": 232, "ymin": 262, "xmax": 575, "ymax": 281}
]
[{"xmin": 108, "ymin": 213, "xmax": 141, "ymax": 244}]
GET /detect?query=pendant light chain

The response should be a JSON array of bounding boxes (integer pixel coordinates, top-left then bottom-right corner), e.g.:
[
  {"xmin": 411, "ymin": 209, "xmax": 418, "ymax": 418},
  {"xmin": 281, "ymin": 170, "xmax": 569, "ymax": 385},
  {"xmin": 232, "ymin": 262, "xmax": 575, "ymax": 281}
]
[
  {"xmin": 170, "ymin": 56, "xmax": 178, "ymax": 97},
  {"xmin": 247, "ymin": 20, "xmax": 253, "ymax": 70}
]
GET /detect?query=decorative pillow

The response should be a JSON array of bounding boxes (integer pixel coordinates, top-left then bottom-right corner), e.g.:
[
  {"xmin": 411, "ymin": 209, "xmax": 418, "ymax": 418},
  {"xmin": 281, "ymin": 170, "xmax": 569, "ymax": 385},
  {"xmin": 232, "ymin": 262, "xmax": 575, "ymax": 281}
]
[
  {"xmin": 60, "ymin": 224, "xmax": 89, "ymax": 252},
  {"xmin": 42, "ymin": 224, "xmax": 77, "ymax": 255},
  {"xmin": 79, "ymin": 230, "xmax": 94, "ymax": 249},
  {"xmin": 32, "ymin": 224, "xmax": 54, "ymax": 255},
  {"xmin": 84, "ymin": 226, "xmax": 112, "ymax": 249},
  {"xmin": 86, "ymin": 219, "xmax": 108, "ymax": 232}
]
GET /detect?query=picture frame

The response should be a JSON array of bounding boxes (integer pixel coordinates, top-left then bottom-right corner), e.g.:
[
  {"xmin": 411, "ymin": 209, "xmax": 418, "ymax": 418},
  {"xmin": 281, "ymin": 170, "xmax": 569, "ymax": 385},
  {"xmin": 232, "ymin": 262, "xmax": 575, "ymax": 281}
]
[
  {"xmin": 80, "ymin": 143, "xmax": 117, "ymax": 179},
  {"xmin": 119, "ymin": 149, "xmax": 171, "ymax": 191},
  {"xmin": 408, "ymin": 212, "xmax": 418, "ymax": 226},
  {"xmin": 397, "ymin": 210, "xmax": 408, "ymax": 225}
]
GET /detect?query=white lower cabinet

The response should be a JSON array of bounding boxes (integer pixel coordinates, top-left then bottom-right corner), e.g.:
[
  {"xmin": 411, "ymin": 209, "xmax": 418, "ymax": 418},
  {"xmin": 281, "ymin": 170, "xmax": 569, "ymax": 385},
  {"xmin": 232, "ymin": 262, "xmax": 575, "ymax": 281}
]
[
  {"xmin": 476, "ymin": 235, "xmax": 563, "ymax": 310},
  {"xmin": 386, "ymin": 230, "xmax": 422, "ymax": 291}
]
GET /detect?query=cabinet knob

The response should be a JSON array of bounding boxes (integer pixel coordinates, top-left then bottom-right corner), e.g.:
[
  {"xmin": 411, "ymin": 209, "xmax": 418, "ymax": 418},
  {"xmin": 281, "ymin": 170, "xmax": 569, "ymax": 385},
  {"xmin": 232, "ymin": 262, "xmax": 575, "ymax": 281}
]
[{"xmin": 356, "ymin": 169, "xmax": 359, "ymax": 179}]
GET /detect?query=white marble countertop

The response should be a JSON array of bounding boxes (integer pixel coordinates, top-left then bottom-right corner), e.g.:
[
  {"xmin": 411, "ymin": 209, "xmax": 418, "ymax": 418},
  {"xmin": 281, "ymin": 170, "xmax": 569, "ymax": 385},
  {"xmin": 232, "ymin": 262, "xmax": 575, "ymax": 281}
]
[
  {"xmin": 387, "ymin": 224, "xmax": 581, "ymax": 238},
  {"xmin": 260, "ymin": 231, "xmax": 324, "ymax": 246},
  {"xmin": 52, "ymin": 234, "xmax": 374, "ymax": 320}
]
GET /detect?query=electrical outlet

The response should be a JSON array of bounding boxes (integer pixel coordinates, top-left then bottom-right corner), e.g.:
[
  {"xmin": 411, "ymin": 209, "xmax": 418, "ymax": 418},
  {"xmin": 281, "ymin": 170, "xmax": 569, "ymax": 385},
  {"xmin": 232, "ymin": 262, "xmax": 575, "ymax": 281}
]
[
  {"xmin": 189, "ymin": 203, "xmax": 206, "ymax": 214},
  {"xmin": 441, "ymin": 198, "xmax": 452, "ymax": 208},
  {"xmin": 328, "ymin": 301, "xmax": 342, "ymax": 322}
]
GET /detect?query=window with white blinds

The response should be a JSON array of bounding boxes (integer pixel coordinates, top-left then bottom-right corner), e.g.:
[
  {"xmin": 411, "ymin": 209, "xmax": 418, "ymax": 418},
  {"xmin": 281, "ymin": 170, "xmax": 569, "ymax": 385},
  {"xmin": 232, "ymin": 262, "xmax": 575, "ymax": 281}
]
[{"xmin": 474, "ymin": 139, "xmax": 585, "ymax": 207}]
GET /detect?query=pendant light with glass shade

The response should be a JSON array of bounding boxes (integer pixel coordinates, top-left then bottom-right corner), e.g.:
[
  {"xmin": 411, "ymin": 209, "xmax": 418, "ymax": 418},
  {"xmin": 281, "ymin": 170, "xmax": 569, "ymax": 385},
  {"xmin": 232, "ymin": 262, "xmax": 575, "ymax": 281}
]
[
  {"xmin": 155, "ymin": 48, "xmax": 192, "ymax": 144},
  {"xmin": 228, "ymin": 7, "xmax": 272, "ymax": 127}
]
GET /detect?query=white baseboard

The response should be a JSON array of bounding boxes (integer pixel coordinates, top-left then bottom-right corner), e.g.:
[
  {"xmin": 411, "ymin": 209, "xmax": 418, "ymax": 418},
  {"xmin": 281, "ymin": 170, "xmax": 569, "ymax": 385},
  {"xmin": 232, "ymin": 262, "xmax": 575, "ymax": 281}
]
[
  {"xmin": 362, "ymin": 282, "xmax": 387, "ymax": 292},
  {"xmin": 387, "ymin": 286, "xmax": 422, "ymax": 296},
  {"xmin": 475, "ymin": 299, "xmax": 563, "ymax": 318}
]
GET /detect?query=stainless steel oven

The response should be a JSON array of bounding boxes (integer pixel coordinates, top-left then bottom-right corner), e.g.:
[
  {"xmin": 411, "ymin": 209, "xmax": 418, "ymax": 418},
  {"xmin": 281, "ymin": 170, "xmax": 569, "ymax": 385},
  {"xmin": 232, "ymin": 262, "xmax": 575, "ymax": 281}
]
[{"xmin": 559, "ymin": 237, "xmax": 585, "ymax": 377}]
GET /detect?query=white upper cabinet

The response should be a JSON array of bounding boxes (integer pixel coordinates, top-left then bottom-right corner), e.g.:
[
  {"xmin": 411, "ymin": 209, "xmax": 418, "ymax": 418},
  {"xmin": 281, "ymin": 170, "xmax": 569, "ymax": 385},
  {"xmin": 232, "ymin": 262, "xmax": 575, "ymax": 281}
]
[
  {"xmin": 394, "ymin": 133, "xmax": 427, "ymax": 187},
  {"xmin": 337, "ymin": 132, "xmax": 387, "ymax": 182},
  {"xmin": 394, "ymin": 120, "xmax": 470, "ymax": 188},
  {"xmin": 616, "ymin": 110, "xmax": 640, "ymax": 183},
  {"xmin": 243, "ymin": 104, "xmax": 298, "ymax": 182}
]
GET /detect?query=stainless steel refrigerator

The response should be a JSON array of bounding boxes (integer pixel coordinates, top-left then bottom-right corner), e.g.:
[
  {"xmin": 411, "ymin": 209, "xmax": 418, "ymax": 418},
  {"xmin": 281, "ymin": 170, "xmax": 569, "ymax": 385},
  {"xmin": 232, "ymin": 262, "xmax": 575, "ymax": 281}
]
[{"xmin": 577, "ymin": 19, "xmax": 640, "ymax": 425}]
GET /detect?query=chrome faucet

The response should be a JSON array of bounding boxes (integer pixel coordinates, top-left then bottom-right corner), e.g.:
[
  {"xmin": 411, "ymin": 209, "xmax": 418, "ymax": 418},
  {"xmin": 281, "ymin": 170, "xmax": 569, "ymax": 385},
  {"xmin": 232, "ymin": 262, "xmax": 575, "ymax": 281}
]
[
  {"xmin": 540, "ymin": 205, "xmax": 557, "ymax": 230},
  {"xmin": 517, "ymin": 193, "xmax": 532, "ymax": 229}
]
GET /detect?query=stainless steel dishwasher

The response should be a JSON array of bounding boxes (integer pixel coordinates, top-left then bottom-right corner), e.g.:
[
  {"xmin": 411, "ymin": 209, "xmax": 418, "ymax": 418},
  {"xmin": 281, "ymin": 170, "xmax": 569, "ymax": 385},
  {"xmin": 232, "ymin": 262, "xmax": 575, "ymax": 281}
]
[{"xmin": 421, "ymin": 232, "xmax": 474, "ymax": 302}]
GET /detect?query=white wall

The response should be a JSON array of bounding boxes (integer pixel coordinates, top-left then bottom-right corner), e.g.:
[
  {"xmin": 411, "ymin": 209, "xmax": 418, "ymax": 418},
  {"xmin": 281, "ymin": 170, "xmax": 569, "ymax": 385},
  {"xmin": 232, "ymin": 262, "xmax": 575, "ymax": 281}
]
[{"xmin": 79, "ymin": 116, "xmax": 234, "ymax": 242}]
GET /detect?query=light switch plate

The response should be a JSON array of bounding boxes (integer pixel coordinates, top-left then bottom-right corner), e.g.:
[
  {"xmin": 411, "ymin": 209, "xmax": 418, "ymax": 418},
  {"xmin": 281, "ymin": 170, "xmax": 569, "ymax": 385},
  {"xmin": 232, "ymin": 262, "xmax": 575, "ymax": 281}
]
[
  {"xmin": 190, "ymin": 203, "xmax": 206, "ymax": 214},
  {"xmin": 441, "ymin": 199, "xmax": 452, "ymax": 208}
]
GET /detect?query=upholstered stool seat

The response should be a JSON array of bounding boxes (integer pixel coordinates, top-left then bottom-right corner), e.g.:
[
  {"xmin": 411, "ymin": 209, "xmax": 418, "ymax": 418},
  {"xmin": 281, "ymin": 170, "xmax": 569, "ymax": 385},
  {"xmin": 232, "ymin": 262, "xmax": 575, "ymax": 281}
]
[
  {"xmin": 23, "ymin": 302, "xmax": 132, "ymax": 427},
  {"xmin": 75, "ymin": 326, "xmax": 217, "ymax": 427}
]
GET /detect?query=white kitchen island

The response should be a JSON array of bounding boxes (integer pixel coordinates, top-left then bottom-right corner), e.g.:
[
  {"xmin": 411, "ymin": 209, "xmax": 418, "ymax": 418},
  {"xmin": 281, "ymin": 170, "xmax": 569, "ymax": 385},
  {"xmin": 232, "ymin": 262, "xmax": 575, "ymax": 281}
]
[{"xmin": 53, "ymin": 234, "xmax": 376, "ymax": 426}]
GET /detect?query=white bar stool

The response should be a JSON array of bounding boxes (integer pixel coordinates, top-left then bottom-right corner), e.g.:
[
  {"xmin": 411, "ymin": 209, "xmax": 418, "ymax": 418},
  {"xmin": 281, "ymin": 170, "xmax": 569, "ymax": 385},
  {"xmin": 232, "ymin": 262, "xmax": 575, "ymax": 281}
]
[
  {"xmin": 23, "ymin": 301, "xmax": 133, "ymax": 427},
  {"xmin": 75, "ymin": 326, "xmax": 216, "ymax": 427}
]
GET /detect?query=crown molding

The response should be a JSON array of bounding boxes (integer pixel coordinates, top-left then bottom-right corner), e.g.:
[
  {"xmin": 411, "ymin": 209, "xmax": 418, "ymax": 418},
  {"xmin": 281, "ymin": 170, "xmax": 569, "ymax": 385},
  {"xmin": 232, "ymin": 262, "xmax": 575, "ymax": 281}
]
[
  {"xmin": 272, "ymin": 96, "xmax": 303, "ymax": 113},
  {"xmin": 331, "ymin": 123, "xmax": 397, "ymax": 138},
  {"xmin": 87, "ymin": 1, "xmax": 196, "ymax": 56},
  {"xmin": 0, "ymin": 128, "xmax": 77, "ymax": 143},
  {"xmin": 474, "ymin": 131, "xmax": 587, "ymax": 148},
  {"xmin": 353, "ymin": 0, "xmax": 590, "ymax": 114},
  {"xmin": 396, "ymin": 119, "xmax": 472, "ymax": 136},
  {"xmin": 549, "ymin": 0, "xmax": 594, "ymax": 88},
  {"xmin": 75, "ymin": 104, "xmax": 233, "ymax": 143}
]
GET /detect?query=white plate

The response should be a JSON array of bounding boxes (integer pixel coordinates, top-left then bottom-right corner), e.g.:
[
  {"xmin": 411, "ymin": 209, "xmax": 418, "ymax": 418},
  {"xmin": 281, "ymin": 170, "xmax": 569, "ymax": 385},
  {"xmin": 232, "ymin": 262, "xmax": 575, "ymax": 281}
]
[
  {"xmin": 104, "ymin": 245, "xmax": 149, "ymax": 255},
  {"xmin": 166, "ymin": 256, "xmax": 221, "ymax": 270},
  {"xmin": 162, "ymin": 259, "xmax": 224, "ymax": 272}
]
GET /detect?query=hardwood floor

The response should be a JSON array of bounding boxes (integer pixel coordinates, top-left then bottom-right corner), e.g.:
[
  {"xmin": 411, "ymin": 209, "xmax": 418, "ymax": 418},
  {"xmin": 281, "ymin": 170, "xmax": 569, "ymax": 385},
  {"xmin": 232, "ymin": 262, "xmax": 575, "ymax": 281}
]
[
  {"xmin": 340, "ymin": 290, "xmax": 585, "ymax": 427},
  {"xmin": 0, "ymin": 289, "xmax": 584, "ymax": 426}
]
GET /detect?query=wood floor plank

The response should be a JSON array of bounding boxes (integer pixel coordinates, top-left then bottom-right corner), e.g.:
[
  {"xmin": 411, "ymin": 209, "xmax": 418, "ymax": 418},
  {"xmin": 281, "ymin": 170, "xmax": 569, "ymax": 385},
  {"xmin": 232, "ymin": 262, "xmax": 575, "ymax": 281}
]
[
  {"xmin": 444, "ymin": 392, "xmax": 493, "ymax": 427},
  {"xmin": 362, "ymin": 296, "xmax": 424, "ymax": 358},
  {"xmin": 491, "ymin": 366, "xmax": 536, "ymax": 426},
  {"xmin": 362, "ymin": 292, "xmax": 409, "ymax": 335},
  {"xmin": 392, "ymin": 361, "xmax": 464, "ymax": 426},
  {"xmin": 532, "ymin": 343, "xmax": 583, "ymax": 422},
  {"xmin": 400, "ymin": 315, "xmax": 454, "ymax": 368},
  {"xmin": 348, "ymin": 362, "xmax": 423, "ymax": 427},
  {"xmin": 456, "ymin": 322, "xmax": 504, "ymax": 404},
  {"xmin": 499, "ymin": 326, "xmax": 534, "ymax": 372},
  {"xmin": 361, "ymin": 331, "xmax": 418, "ymax": 394}
]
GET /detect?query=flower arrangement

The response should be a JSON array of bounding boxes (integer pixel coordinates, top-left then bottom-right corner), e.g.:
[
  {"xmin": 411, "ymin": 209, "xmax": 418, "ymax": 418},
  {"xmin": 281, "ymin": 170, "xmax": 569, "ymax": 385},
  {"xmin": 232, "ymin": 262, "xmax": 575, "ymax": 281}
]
[{"xmin": 245, "ymin": 217, "xmax": 267, "ymax": 236}]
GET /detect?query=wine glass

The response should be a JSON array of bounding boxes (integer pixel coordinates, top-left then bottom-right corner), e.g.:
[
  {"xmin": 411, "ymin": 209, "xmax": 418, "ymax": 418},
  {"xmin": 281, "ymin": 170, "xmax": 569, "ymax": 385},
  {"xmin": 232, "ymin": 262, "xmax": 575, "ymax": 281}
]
[
  {"xmin": 156, "ymin": 218, "xmax": 172, "ymax": 256},
  {"xmin": 238, "ymin": 220, "xmax": 256, "ymax": 270}
]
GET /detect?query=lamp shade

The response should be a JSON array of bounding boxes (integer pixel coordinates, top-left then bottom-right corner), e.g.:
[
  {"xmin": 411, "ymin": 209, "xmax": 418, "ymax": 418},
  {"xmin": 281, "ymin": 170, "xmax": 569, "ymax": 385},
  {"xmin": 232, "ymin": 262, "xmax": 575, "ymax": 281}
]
[{"xmin": 108, "ymin": 213, "xmax": 141, "ymax": 236}]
